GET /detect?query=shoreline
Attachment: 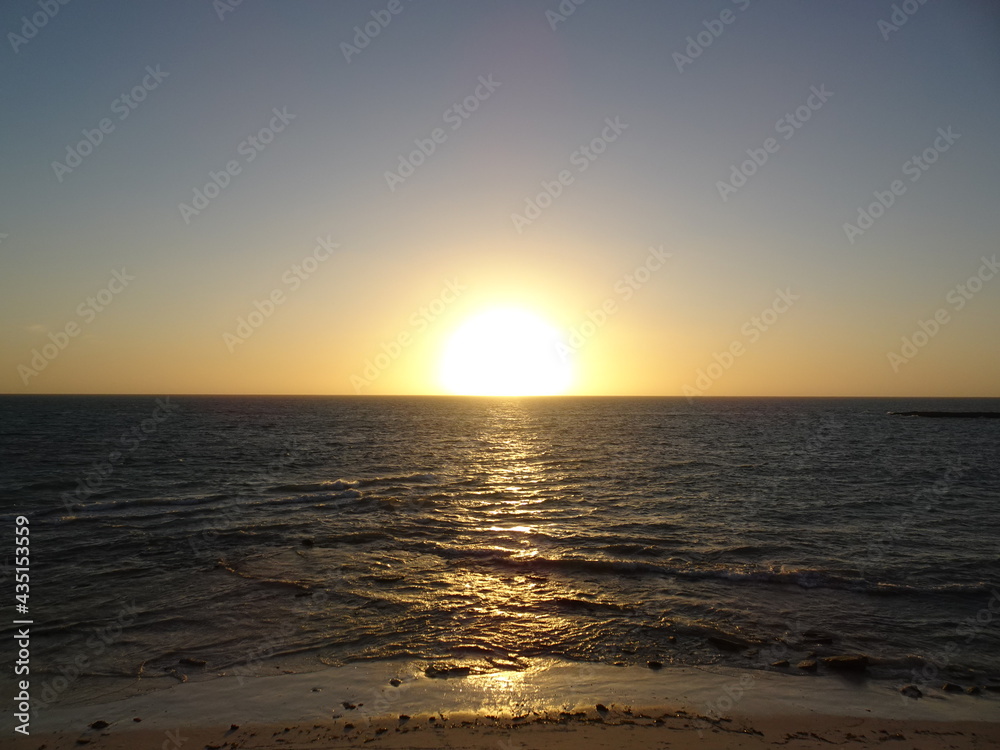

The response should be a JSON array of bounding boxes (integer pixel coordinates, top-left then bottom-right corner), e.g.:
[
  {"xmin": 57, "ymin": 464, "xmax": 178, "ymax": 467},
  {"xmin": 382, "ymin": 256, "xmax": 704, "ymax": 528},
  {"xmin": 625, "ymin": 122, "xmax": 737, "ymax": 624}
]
[{"xmin": 10, "ymin": 660, "xmax": 999, "ymax": 748}]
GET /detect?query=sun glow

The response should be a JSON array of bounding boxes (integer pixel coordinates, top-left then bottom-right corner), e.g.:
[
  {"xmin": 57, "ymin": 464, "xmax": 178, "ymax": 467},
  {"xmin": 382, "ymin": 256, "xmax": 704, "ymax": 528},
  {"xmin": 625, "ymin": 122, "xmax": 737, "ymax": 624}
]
[{"xmin": 439, "ymin": 307, "xmax": 573, "ymax": 396}]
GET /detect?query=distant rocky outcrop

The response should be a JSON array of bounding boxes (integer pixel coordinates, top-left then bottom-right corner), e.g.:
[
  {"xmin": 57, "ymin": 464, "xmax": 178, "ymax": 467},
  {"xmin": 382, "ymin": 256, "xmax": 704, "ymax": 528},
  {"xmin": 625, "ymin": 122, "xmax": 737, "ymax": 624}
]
[{"xmin": 889, "ymin": 411, "xmax": 1000, "ymax": 419}]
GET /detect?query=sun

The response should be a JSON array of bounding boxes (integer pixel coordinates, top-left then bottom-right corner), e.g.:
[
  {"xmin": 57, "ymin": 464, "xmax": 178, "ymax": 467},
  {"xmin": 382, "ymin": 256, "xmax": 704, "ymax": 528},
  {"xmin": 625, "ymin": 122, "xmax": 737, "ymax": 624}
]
[{"xmin": 439, "ymin": 307, "xmax": 574, "ymax": 396}]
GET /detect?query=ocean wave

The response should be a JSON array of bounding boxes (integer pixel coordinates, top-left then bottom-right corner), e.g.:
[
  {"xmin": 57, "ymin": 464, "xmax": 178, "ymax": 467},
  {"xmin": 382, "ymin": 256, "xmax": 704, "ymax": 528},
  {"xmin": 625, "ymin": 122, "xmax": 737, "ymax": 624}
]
[
  {"xmin": 548, "ymin": 596, "xmax": 634, "ymax": 613},
  {"xmin": 323, "ymin": 531, "xmax": 390, "ymax": 546},
  {"xmin": 64, "ymin": 493, "xmax": 233, "ymax": 515},
  {"xmin": 267, "ymin": 473, "xmax": 438, "ymax": 495},
  {"xmin": 215, "ymin": 559, "xmax": 313, "ymax": 591},
  {"xmin": 422, "ymin": 545, "xmax": 993, "ymax": 596},
  {"xmin": 15, "ymin": 478, "xmax": 80, "ymax": 492},
  {"xmin": 273, "ymin": 489, "xmax": 363, "ymax": 505},
  {"xmin": 357, "ymin": 473, "xmax": 439, "ymax": 487},
  {"xmin": 269, "ymin": 479, "xmax": 358, "ymax": 493}
]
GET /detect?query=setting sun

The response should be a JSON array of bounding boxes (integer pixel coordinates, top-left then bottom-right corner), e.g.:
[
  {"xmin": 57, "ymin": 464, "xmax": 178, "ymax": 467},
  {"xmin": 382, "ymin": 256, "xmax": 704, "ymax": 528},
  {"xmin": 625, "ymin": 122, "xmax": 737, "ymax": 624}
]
[{"xmin": 439, "ymin": 307, "xmax": 573, "ymax": 396}]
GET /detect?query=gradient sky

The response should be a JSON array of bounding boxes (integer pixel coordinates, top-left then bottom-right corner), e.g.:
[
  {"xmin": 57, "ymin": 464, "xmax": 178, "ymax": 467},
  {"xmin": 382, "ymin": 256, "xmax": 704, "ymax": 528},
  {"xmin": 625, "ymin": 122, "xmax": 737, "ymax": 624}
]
[{"xmin": 1, "ymin": 0, "xmax": 998, "ymax": 396}]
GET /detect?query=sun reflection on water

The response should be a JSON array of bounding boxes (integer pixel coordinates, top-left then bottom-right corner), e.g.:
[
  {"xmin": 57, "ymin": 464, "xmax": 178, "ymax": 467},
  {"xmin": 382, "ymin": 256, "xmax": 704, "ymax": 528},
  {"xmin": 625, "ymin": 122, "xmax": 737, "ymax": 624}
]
[{"xmin": 424, "ymin": 400, "xmax": 582, "ymax": 665}]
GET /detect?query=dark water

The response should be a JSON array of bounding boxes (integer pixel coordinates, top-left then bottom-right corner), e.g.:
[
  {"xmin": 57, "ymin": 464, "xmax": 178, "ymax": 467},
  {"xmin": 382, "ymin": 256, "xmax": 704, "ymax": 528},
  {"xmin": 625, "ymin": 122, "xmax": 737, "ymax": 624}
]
[{"xmin": 1, "ymin": 396, "xmax": 999, "ymax": 703}]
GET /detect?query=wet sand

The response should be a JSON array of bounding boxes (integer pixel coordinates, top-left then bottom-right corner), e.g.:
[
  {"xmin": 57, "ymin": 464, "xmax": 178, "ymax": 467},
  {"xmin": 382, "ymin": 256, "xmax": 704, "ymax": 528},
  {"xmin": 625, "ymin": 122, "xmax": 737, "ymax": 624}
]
[{"xmin": 10, "ymin": 660, "xmax": 1000, "ymax": 749}]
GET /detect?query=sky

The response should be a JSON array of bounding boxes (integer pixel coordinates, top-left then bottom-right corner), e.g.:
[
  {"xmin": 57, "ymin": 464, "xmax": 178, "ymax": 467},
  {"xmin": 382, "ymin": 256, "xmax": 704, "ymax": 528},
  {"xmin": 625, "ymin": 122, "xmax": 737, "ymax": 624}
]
[{"xmin": 1, "ymin": 0, "xmax": 998, "ymax": 396}]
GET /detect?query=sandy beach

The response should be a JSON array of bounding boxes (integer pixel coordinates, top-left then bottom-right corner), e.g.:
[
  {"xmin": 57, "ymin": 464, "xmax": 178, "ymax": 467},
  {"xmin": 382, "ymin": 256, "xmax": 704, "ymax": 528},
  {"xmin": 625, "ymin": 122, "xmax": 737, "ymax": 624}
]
[{"xmin": 10, "ymin": 660, "xmax": 1000, "ymax": 749}]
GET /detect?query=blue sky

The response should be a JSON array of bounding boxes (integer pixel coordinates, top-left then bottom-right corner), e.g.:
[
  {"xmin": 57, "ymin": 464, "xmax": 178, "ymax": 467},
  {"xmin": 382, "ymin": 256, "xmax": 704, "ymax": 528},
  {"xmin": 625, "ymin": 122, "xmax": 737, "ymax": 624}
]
[{"xmin": 1, "ymin": 0, "xmax": 998, "ymax": 395}]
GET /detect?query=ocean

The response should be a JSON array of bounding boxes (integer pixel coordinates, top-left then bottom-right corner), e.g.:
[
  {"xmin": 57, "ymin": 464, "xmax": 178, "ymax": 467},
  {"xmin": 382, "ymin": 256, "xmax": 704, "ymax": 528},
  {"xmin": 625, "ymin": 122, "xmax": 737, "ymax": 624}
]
[{"xmin": 2, "ymin": 395, "xmax": 998, "ymax": 707}]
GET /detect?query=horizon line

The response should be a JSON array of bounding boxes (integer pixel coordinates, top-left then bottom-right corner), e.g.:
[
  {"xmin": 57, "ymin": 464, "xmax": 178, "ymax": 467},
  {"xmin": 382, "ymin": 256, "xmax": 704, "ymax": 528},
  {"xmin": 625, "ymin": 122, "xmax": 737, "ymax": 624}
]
[{"xmin": 2, "ymin": 393, "xmax": 1000, "ymax": 399}]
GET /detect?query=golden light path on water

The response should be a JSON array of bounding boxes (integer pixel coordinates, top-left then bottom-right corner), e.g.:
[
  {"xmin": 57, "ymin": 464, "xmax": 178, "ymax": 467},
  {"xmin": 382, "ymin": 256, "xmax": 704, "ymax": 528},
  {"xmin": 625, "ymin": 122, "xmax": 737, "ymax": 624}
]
[{"xmin": 428, "ymin": 400, "xmax": 578, "ymax": 670}]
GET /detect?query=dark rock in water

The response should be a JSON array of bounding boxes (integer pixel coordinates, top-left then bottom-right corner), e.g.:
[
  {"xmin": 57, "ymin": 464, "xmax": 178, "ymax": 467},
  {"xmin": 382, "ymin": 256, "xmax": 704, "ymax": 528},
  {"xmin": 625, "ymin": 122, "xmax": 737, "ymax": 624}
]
[
  {"xmin": 801, "ymin": 629, "xmax": 835, "ymax": 645},
  {"xmin": 132, "ymin": 718, "xmax": 142, "ymax": 723},
  {"xmin": 889, "ymin": 411, "xmax": 1000, "ymax": 419},
  {"xmin": 647, "ymin": 660, "xmax": 663, "ymax": 670},
  {"xmin": 708, "ymin": 635, "xmax": 749, "ymax": 652},
  {"xmin": 89, "ymin": 720, "xmax": 110, "ymax": 729},
  {"xmin": 179, "ymin": 657, "xmax": 207, "ymax": 667},
  {"xmin": 342, "ymin": 701, "xmax": 357, "ymax": 710},
  {"xmin": 596, "ymin": 704, "xmax": 608, "ymax": 713},
  {"xmin": 301, "ymin": 538, "xmax": 315, "ymax": 546},
  {"xmin": 941, "ymin": 682, "xmax": 963, "ymax": 693},
  {"xmin": 425, "ymin": 665, "xmax": 471, "ymax": 679},
  {"xmin": 771, "ymin": 660, "xmax": 789, "ymax": 667},
  {"xmin": 821, "ymin": 655, "xmax": 868, "ymax": 672},
  {"xmin": 984, "ymin": 684, "xmax": 1000, "ymax": 693},
  {"xmin": 900, "ymin": 685, "xmax": 922, "ymax": 699},
  {"xmin": 613, "ymin": 661, "xmax": 626, "ymax": 667},
  {"xmin": 965, "ymin": 686, "xmax": 981, "ymax": 695},
  {"xmin": 796, "ymin": 660, "xmax": 818, "ymax": 671},
  {"xmin": 389, "ymin": 678, "xmax": 401, "ymax": 687}
]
